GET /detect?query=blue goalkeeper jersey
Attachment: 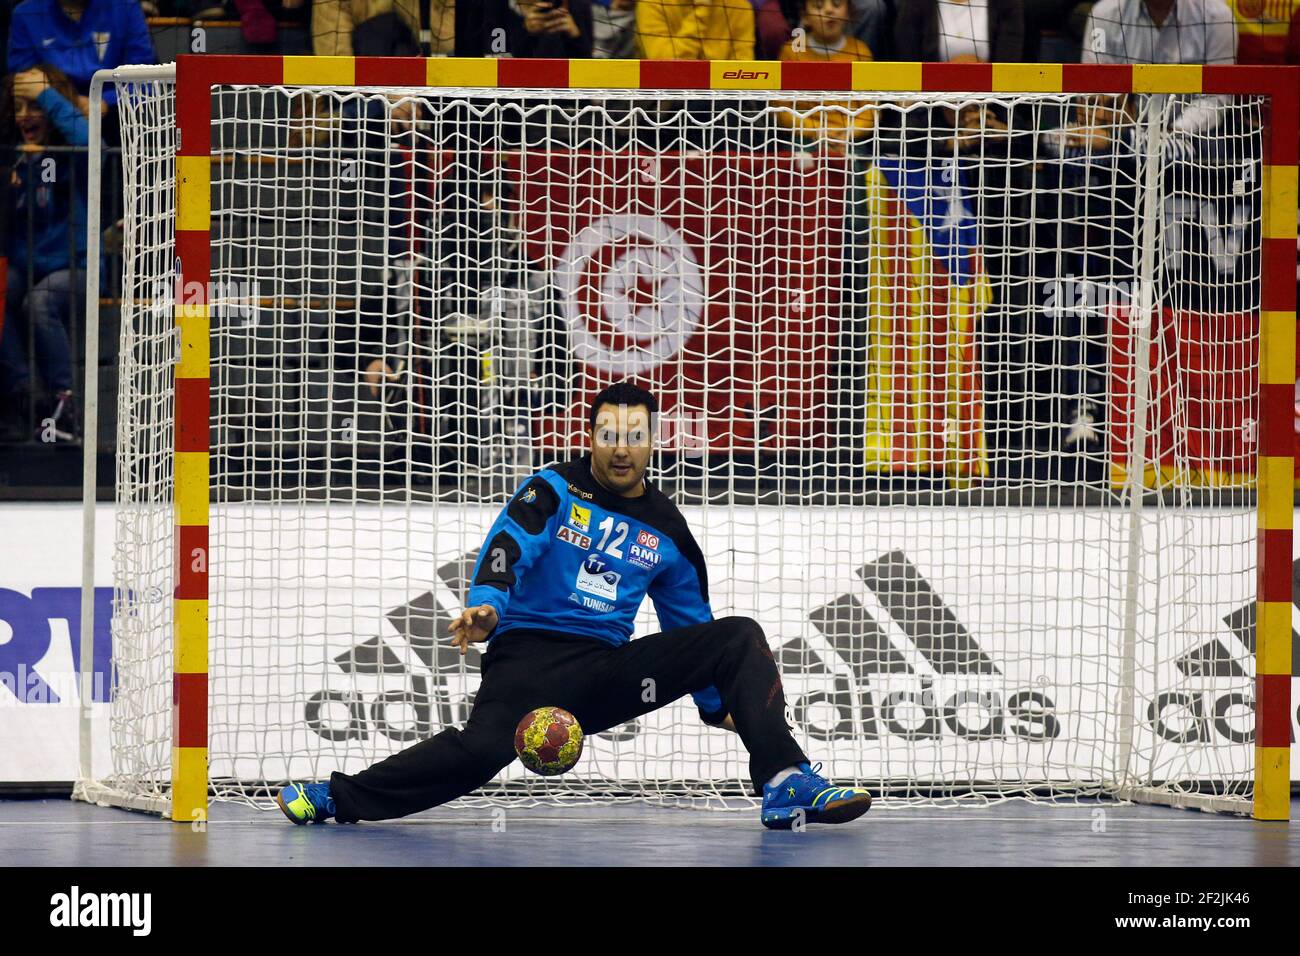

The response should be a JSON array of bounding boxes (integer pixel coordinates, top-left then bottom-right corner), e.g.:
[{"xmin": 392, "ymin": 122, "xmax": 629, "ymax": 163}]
[{"xmin": 465, "ymin": 454, "xmax": 723, "ymax": 716}]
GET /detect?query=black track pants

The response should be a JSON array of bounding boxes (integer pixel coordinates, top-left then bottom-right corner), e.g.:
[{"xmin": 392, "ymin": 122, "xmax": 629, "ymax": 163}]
[{"xmin": 329, "ymin": 616, "xmax": 808, "ymax": 822}]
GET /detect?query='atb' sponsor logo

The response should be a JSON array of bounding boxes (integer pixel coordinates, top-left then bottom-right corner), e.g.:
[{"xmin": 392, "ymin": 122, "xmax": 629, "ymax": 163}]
[
  {"xmin": 556, "ymin": 526, "xmax": 592, "ymax": 550},
  {"xmin": 50, "ymin": 886, "xmax": 151, "ymax": 937},
  {"xmin": 577, "ymin": 554, "xmax": 620, "ymax": 602},
  {"xmin": 568, "ymin": 503, "xmax": 592, "ymax": 534},
  {"xmin": 783, "ymin": 551, "xmax": 1061, "ymax": 743}
]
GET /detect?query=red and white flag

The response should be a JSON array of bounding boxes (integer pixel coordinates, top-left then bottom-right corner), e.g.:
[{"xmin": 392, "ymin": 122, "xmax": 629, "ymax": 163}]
[
  {"xmin": 1110, "ymin": 307, "xmax": 1258, "ymax": 485},
  {"xmin": 506, "ymin": 150, "xmax": 850, "ymax": 453}
]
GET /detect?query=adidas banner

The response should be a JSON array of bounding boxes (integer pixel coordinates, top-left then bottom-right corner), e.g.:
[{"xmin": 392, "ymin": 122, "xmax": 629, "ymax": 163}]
[{"xmin": 2, "ymin": 503, "xmax": 1295, "ymax": 788}]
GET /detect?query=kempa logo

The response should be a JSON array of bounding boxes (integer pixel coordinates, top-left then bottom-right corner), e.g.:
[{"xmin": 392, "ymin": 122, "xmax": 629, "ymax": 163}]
[
  {"xmin": 784, "ymin": 550, "xmax": 1060, "ymax": 742},
  {"xmin": 50, "ymin": 886, "xmax": 151, "ymax": 936}
]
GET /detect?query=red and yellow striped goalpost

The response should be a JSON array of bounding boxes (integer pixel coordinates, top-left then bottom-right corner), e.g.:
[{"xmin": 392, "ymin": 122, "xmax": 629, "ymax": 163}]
[{"xmin": 171, "ymin": 55, "xmax": 1297, "ymax": 823}]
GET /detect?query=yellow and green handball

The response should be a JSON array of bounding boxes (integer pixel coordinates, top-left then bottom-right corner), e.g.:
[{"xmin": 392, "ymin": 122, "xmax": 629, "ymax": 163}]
[{"xmin": 514, "ymin": 706, "xmax": 584, "ymax": 776}]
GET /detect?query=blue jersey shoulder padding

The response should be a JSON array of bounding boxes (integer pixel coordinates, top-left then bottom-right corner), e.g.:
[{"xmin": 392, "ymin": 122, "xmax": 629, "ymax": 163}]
[{"xmin": 466, "ymin": 455, "xmax": 723, "ymax": 718}]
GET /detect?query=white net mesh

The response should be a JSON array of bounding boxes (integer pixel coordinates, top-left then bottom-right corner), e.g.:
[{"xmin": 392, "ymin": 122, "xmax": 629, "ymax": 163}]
[
  {"xmin": 92, "ymin": 77, "xmax": 1266, "ymax": 814},
  {"xmin": 94, "ymin": 74, "xmax": 179, "ymax": 813}
]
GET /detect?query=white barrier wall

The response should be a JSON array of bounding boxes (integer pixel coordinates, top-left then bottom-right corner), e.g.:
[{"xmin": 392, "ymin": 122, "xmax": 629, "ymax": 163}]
[{"xmin": 0, "ymin": 502, "xmax": 1295, "ymax": 786}]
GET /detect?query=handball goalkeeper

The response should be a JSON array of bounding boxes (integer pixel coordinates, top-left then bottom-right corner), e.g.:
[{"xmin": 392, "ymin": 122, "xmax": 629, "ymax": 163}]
[{"xmin": 277, "ymin": 382, "xmax": 872, "ymax": 829}]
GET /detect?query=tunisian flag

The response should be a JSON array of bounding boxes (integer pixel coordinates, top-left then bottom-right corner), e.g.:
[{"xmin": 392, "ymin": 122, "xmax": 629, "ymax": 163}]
[{"xmin": 506, "ymin": 150, "xmax": 849, "ymax": 452}]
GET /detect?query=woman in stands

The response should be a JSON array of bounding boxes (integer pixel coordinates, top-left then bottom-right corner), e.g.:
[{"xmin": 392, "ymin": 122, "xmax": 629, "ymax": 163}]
[{"xmin": 0, "ymin": 64, "xmax": 92, "ymax": 444}]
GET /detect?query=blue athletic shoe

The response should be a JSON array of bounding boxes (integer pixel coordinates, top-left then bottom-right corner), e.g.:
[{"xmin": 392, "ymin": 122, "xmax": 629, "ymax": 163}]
[
  {"xmin": 276, "ymin": 782, "xmax": 336, "ymax": 824},
  {"xmin": 761, "ymin": 762, "xmax": 872, "ymax": 829}
]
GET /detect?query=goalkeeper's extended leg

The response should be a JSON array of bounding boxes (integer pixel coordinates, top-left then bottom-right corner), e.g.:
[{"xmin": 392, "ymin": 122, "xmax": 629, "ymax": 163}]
[
  {"xmin": 278, "ymin": 698, "xmax": 520, "ymax": 824},
  {"xmin": 278, "ymin": 637, "xmax": 567, "ymax": 823},
  {"xmin": 578, "ymin": 615, "xmax": 872, "ymax": 828}
]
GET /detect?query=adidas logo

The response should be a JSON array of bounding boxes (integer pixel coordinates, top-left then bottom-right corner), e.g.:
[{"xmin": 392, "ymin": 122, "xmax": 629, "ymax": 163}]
[
  {"xmin": 782, "ymin": 550, "xmax": 1059, "ymax": 742},
  {"xmin": 305, "ymin": 549, "xmax": 640, "ymax": 743},
  {"xmin": 302, "ymin": 546, "xmax": 1274, "ymax": 749},
  {"xmin": 304, "ymin": 552, "xmax": 483, "ymax": 742},
  {"xmin": 1149, "ymin": 557, "xmax": 1300, "ymax": 746},
  {"xmin": 806, "ymin": 550, "xmax": 997, "ymax": 677},
  {"xmin": 1174, "ymin": 557, "xmax": 1299, "ymax": 679}
]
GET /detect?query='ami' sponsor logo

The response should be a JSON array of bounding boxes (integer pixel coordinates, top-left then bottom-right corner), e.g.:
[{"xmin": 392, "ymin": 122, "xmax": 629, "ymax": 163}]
[{"xmin": 49, "ymin": 886, "xmax": 151, "ymax": 936}]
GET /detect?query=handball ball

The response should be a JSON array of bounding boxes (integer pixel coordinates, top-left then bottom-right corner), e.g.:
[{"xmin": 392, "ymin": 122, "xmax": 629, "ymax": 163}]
[{"xmin": 514, "ymin": 706, "xmax": 584, "ymax": 776}]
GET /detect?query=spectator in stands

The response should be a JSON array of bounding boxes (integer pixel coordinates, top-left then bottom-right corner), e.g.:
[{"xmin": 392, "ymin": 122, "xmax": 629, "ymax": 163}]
[
  {"xmin": 7, "ymin": 0, "xmax": 155, "ymax": 112},
  {"xmin": 637, "ymin": 0, "xmax": 755, "ymax": 57},
  {"xmin": 500, "ymin": 0, "xmax": 594, "ymax": 57},
  {"xmin": 231, "ymin": 0, "xmax": 283, "ymax": 48},
  {"xmin": 1039, "ymin": 1, "xmax": 1238, "ymax": 454},
  {"xmin": 593, "ymin": 0, "xmax": 638, "ymax": 57},
  {"xmin": 1021, "ymin": 0, "xmax": 1076, "ymax": 60},
  {"xmin": 0, "ymin": 64, "xmax": 93, "ymax": 443},
  {"xmin": 848, "ymin": 0, "xmax": 895, "ymax": 57},
  {"xmin": 1081, "ymin": 0, "xmax": 1236, "ymax": 134},
  {"xmin": 891, "ymin": 0, "xmax": 1021, "ymax": 152},
  {"xmin": 753, "ymin": 0, "xmax": 793, "ymax": 56},
  {"xmin": 892, "ymin": 0, "xmax": 1025, "ymax": 60},
  {"xmin": 312, "ymin": 0, "xmax": 422, "ymax": 55},
  {"xmin": 778, "ymin": 0, "xmax": 876, "ymax": 151},
  {"xmin": 428, "ymin": 0, "xmax": 457, "ymax": 54},
  {"xmin": 1082, "ymin": 0, "xmax": 1236, "ymax": 65}
]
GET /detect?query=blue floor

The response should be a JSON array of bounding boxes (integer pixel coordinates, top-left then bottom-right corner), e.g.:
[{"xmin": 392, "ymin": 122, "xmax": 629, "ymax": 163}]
[{"xmin": 1, "ymin": 797, "xmax": 1296, "ymax": 866}]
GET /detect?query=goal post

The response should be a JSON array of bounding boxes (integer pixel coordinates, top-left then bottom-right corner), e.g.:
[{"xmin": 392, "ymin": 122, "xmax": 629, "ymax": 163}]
[{"xmin": 78, "ymin": 55, "xmax": 1296, "ymax": 823}]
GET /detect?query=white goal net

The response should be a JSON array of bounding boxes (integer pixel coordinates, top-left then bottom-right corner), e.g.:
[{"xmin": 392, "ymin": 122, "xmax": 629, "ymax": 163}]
[{"xmin": 83, "ymin": 67, "xmax": 1269, "ymax": 815}]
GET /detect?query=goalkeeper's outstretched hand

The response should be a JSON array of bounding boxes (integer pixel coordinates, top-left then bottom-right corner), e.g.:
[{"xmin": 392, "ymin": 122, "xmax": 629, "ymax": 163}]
[{"xmin": 449, "ymin": 605, "xmax": 499, "ymax": 653}]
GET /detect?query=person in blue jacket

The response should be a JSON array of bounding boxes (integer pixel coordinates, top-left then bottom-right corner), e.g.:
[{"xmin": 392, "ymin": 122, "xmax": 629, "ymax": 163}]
[
  {"xmin": 0, "ymin": 64, "xmax": 94, "ymax": 442},
  {"xmin": 8, "ymin": 0, "xmax": 156, "ymax": 110},
  {"xmin": 277, "ymin": 381, "xmax": 874, "ymax": 829}
]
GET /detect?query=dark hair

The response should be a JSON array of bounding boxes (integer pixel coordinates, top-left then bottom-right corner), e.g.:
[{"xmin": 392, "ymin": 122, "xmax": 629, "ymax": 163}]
[
  {"xmin": 588, "ymin": 381, "xmax": 658, "ymax": 430},
  {"xmin": 0, "ymin": 65, "xmax": 82, "ymax": 148}
]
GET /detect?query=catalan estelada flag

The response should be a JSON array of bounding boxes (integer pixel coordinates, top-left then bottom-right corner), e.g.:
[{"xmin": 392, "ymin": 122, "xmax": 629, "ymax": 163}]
[{"xmin": 861, "ymin": 157, "xmax": 990, "ymax": 479}]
